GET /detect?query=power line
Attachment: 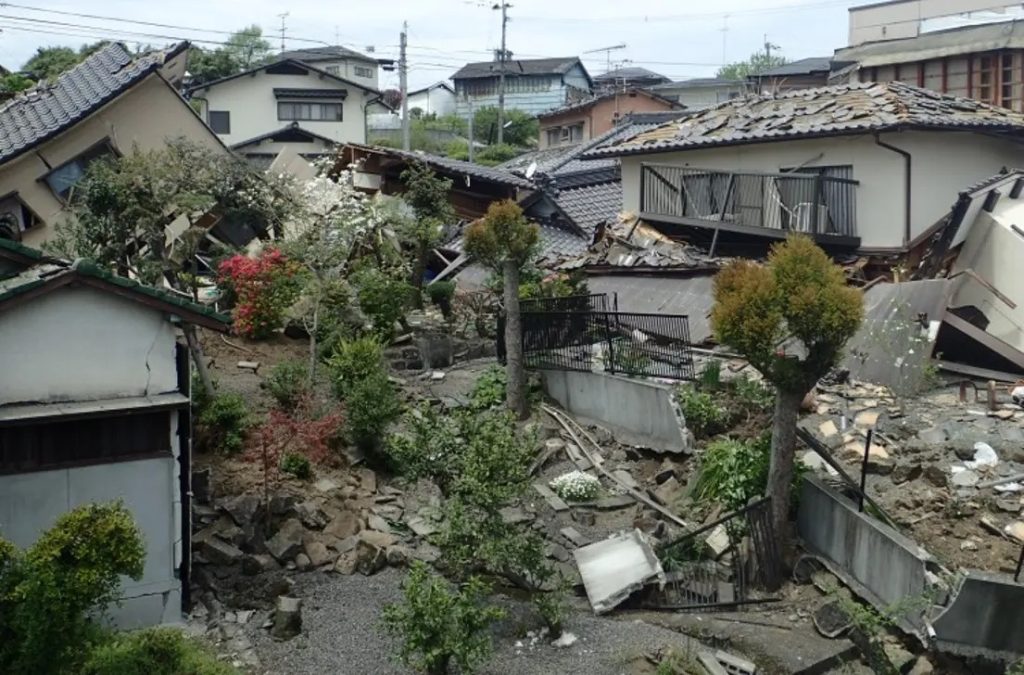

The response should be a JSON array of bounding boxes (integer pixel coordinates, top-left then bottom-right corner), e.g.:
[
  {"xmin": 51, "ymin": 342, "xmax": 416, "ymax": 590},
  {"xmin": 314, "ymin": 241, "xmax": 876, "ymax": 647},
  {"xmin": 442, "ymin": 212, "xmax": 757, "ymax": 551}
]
[
  {"xmin": 513, "ymin": 0, "xmax": 850, "ymax": 24},
  {"xmin": 0, "ymin": 2, "xmax": 330, "ymax": 44}
]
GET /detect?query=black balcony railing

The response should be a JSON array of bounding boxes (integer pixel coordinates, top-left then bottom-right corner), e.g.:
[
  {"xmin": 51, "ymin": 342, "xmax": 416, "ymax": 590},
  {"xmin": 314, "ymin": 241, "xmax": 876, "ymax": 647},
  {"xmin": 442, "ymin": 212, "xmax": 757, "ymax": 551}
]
[{"xmin": 640, "ymin": 164, "xmax": 859, "ymax": 240}]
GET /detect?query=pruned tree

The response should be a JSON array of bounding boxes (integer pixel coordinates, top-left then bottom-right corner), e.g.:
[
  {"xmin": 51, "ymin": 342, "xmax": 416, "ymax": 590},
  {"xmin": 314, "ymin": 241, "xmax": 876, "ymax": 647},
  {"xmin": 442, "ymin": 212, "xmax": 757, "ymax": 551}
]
[
  {"xmin": 464, "ymin": 201, "xmax": 538, "ymax": 419},
  {"xmin": 717, "ymin": 50, "xmax": 787, "ymax": 80},
  {"xmin": 710, "ymin": 235, "xmax": 862, "ymax": 544},
  {"xmin": 399, "ymin": 162, "xmax": 454, "ymax": 305}
]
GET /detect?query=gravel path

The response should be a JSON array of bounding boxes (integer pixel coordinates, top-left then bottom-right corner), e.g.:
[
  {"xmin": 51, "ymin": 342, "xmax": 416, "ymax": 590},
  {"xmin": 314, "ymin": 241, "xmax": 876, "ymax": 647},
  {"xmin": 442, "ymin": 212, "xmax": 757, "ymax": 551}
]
[{"xmin": 246, "ymin": 569, "xmax": 703, "ymax": 675}]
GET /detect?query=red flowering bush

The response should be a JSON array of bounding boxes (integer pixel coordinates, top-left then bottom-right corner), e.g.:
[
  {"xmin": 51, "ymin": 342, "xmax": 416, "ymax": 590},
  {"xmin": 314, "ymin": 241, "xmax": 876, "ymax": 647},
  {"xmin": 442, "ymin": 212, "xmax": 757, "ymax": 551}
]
[{"xmin": 218, "ymin": 248, "xmax": 302, "ymax": 339}]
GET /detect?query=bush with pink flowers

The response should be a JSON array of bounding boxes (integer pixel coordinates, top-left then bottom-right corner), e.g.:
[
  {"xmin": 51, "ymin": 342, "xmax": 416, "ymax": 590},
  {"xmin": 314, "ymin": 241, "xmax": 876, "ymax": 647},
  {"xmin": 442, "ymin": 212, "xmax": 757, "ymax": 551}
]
[{"xmin": 218, "ymin": 249, "xmax": 302, "ymax": 339}]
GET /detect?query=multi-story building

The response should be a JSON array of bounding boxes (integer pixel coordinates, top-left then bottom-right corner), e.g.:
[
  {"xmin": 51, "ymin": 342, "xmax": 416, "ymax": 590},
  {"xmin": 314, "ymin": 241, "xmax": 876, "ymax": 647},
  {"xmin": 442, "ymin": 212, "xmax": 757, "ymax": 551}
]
[{"xmin": 451, "ymin": 56, "xmax": 592, "ymax": 119}]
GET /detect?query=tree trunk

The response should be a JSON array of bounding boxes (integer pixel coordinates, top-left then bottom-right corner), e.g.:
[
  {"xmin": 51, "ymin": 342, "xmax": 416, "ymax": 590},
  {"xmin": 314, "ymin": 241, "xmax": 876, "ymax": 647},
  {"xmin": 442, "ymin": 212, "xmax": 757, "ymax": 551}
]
[
  {"xmin": 308, "ymin": 298, "xmax": 319, "ymax": 387},
  {"xmin": 410, "ymin": 242, "xmax": 428, "ymax": 309},
  {"xmin": 502, "ymin": 259, "xmax": 529, "ymax": 420},
  {"xmin": 184, "ymin": 325, "xmax": 215, "ymax": 400},
  {"xmin": 767, "ymin": 387, "xmax": 803, "ymax": 549}
]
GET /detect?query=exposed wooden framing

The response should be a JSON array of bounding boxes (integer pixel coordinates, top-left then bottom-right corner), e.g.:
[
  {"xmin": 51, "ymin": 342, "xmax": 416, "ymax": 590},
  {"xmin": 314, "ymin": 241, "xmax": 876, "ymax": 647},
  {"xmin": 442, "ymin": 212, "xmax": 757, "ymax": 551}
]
[
  {"xmin": 941, "ymin": 58, "xmax": 948, "ymax": 93},
  {"xmin": 894, "ymin": 63, "xmax": 902, "ymax": 82},
  {"xmin": 639, "ymin": 211, "xmax": 861, "ymax": 248},
  {"xmin": 917, "ymin": 62, "xmax": 925, "ymax": 87}
]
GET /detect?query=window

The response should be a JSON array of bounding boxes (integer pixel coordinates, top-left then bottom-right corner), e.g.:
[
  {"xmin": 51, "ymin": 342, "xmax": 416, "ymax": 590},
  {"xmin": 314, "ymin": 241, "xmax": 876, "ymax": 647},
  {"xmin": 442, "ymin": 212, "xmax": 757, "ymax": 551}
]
[
  {"xmin": 43, "ymin": 141, "xmax": 114, "ymax": 202},
  {"xmin": 1002, "ymin": 52, "xmax": 1019, "ymax": 111},
  {"xmin": 546, "ymin": 128, "xmax": 561, "ymax": 146},
  {"xmin": 325, "ymin": 65, "xmax": 340, "ymax": 76},
  {"xmin": 354, "ymin": 65, "xmax": 373, "ymax": 78},
  {"xmin": 278, "ymin": 101, "xmax": 344, "ymax": 121},
  {"xmin": 0, "ymin": 193, "xmax": 40, "ymax": 234},
  {"xmin": 209, "ymin": 110, "xmax": 231, "ymax": 134},
  {"xmin": 560, "ymin": 123, "xmax": 583, "ymax": 144},
  {"xmin": 977, "ymin": 54, "xmax": 996, "ymax": 104},
  {"xmin": 0, "ymin": 411, "xmax": 172, "ymax": 474}
]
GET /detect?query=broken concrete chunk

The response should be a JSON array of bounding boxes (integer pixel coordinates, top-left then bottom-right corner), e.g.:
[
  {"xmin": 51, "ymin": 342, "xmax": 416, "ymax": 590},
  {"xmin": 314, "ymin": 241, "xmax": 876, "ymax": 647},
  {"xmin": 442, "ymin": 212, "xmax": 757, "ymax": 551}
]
[
  {"xmin": 652, "ymin": 476, "xmax": 683, "ymax": 506},
  {"xmin": 595, "ymin": 494, "xmax": 634, "ymax": 510},
  {"xmin": 1005, "ymin": 521, "xmax": 1024, "ymax": 542},
  {"xmin": 612, "ymin": 469, "xmax": 639, "ymax": 490},
  {"xmin": 533, "ymin": 482, "xmax": 569, "ymax": 512},
  {"xmin": 237, "ymin": 360, "xmax": 260, "ymax": 371},
  {"xmin": 356, "ymin": 467, "xmax": 378, "ymax": 494},
  {"xmin": 714, "ymin": 650, "xmax": 757, "ymax": 675},
  {"xmin": 705, "ymin": 524, "xmax": 731, "ymax": 558},
  {"xmin": 952, "ymin": 470, "xmax": 979, "ymax": 488},
  {"xmin": 323, "ymin": 511, "xmax": 361, "ymax": 539},
  {"xmin": 304, "ymin": 540, "xmax": 333, "ymax": 567},
  {"xmin": 818, "ymin": 420, "xmax": 838, "ymax": 438},
  {"xmin": 314, "ymin": 477, "xmax": 341, "ymax": 493},
  {"xmin": 405, "ymin": 516, "xmax": 438, "ymax": 537},
  {"xmin": 366, "ymin": 514, "xmax": 393, "ymax": 533},
  {"xmin": 200, "ymin": 536, "xmax": 244, "ymax": 566},
  {"xmin": 359, "ymin": 529, "xmax": 398, "ymax": 549},
  {"xmin": 270, "ymin": 596, "xmax": 302, "ymax": 640},
  {"xmin": 855, "ymin": 409, "xmax": 880, "ymax": 428},
  {"xmin": 574, "ymin": 529, "xmax": 665, "ymax": 614},
  {"xmin": 560, "ymin": 527, "xmax": 589, "ymax": 548}
]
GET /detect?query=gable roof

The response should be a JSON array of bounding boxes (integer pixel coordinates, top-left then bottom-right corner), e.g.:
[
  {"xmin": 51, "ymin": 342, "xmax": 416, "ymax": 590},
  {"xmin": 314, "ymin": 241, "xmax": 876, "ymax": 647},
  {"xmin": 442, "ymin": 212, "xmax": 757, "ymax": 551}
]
[
  {"xmin": 187, "ymin": 58, "xmax": 379, "ymax": 96},
  {"xmin": 279, "ymin": 45, "xmax": 377, "ymax": 65},
  {"xmin": 231, "ymin": 122, "xmax": 338, "ymax": 150},
  {"xmin": 538, "ymin": 88, "xmax": 679, "ymax": 120},
  {"xmin": 409, "ymin": 81, "xmax": 455, "ymax": 97},
  {"xmin": 755, "ymin": 56, "xmax": 835, "ymax": 78},
  {"xmin": 345, "ymin": 142, "xmax": 533, "ymax": 189},
  {"xmin": 594, "ymin": 66, "xmax": 668, "ymax": 83},
  {"xmin": 0, "ymin": 239, "xmax": 230, "ymax": 331},
  {"xmin": 0, "ymin": 42, "xmax": 183, "ymax": 167},
  {"xmin": 586, "ymin": 81, "xmax": 1024, "ymax": 158},
  {"xmin": 452, "ymin": 57, "xmax": 586, "ymax": 81}
]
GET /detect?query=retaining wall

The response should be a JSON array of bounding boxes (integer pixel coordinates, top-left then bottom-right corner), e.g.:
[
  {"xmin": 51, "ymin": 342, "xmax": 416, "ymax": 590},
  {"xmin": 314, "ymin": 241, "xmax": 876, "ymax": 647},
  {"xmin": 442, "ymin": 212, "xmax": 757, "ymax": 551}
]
[
  {"xmin": 540, "ymin": 370, "xmax": 689, "ymax": 453},
  {"xmin": 933, "ymin": 571, "xmax": 1024, "ymax": 658}
]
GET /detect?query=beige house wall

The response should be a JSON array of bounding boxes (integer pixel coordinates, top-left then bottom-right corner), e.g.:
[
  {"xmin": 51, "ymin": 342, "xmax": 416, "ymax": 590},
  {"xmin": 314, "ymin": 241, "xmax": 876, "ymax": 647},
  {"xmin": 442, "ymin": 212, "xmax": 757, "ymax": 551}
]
[
  {"xmin": 620, "ymin": 130, "xmax": 1024, "ymax": 250},
  {"xmin": 848, "ymin": 0, "xmax": 1017, "ymax": 46},
  {"xmin": 0, "ymin": 74, "xmax": 224, "ymax": 248}
]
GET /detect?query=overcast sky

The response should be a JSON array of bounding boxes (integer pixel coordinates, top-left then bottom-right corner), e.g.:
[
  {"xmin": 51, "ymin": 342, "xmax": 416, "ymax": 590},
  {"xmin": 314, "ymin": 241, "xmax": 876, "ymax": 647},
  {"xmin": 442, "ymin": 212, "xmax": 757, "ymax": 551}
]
[{"xmin": 0, "ymin": 0, "xmax": 873, "ymax": 89}]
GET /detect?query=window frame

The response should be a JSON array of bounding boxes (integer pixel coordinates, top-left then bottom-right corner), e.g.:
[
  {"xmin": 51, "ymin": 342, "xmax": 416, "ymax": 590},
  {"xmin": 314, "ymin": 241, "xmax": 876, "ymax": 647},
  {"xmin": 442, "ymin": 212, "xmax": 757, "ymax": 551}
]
[
  {"xmin": 0, "ymin": 191, "xmax": 42, "ymax": 233},
  {"xmin": 40, "ymin": 139, "xmax": 116, "ymax": 203},
  {"xmin": 208, "ymin": 110, "xmax": 231, "ymax": 134},
  {"xmin": 353, "ymin": 65, "xmax": 373, "ymax": 78},
  {"xmin": 277, "ymin": 100, "xmax": 344, "ymax": 121}
]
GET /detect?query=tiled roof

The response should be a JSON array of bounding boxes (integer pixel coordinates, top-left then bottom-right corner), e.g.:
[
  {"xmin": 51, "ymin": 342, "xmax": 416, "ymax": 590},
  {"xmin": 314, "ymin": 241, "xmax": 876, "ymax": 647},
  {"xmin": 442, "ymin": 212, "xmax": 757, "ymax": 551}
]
[
  {"xmin": 536, "ymin": 224, "xmax": 590, "ymax": 261},
  {"xmin": 279, "ymin": 45, "xmax": 376, "ymax": 64},
  {"xmin": 0, "ymin": 239, "xmax": 230, "ymax": 330},
  {"xmin": 756, "ymin": 56, "xmax": 834, "ymax": 77},
  {"xmin": 363, "ymin": 145, "xmax": 533, "ymax": 188},
  {"xmin": 452, "ymin": 57, "xmax": 584, "ymax": 80},
  {"xmin": 554, "ymin": 112, "xmax": 689, "ymax": 174},
  {"xmin": 649, "ymin": 77, "xmax": 745, "ymax": 90},
  {"xmin": 587, "ymin": 81, "xmax": 1024, "ymax": 158},
  {"xmin": 496, "ymin": 145, "xmax": 582, "ymax": 175},
  {"xmin": 594, "ymin": 66, "xmax": 668, "ymax": 82},
  {"xmin": 554, "ymin": 180, "xmax": 622, "ymax": 235},
  {"xmin": 538, "ymin": 88, "xmax": 678, "ymax": 119},
  {"xmin": 0, "ymin": 42, "xmax": 174, "ymax": 166}
]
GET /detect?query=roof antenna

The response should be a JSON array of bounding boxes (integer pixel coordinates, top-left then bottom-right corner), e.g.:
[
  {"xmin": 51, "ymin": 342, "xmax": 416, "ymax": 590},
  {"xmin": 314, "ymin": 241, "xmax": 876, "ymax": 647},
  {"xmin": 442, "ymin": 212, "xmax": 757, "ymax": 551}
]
[{"xmin": 277, "ymin": 12, "xmax": 290, "ymax": 52}]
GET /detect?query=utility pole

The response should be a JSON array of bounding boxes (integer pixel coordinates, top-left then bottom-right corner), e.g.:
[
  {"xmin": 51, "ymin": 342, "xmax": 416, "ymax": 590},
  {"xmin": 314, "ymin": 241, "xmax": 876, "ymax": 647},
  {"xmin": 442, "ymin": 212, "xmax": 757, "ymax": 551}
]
[
  {"xmin": 467, "ymin": 95, "xmax": 475, "ymax": 162},
  {"xmin": 495, "ymin": 2, "xmax": 510, "ymax": 145},
  {"xmin": 277, "ymin": 12, "xmax": 289, "ymax": 52},
  {"xmin": 400, "ymin": 21, "xmax": 410, "ymax": 151}
]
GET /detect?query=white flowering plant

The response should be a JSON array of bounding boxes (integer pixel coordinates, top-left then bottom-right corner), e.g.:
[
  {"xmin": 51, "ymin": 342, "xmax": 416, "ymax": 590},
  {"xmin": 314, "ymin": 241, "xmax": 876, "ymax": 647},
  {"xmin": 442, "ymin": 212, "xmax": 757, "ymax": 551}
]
[{"xmin": 549, "ymin": 471, "xmax": 601, "ymax": 502}]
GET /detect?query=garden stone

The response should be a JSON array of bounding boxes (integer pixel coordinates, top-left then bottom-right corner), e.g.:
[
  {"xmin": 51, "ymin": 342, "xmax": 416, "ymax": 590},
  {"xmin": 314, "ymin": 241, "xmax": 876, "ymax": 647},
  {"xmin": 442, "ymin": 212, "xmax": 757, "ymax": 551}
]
[
  {"xmin": 573, "ymin": 511, "xmax": 596, "ymax": 527},
  {"xmin": 201, "ymin": 536, "xmax": 244, "ymax": 566},
  {"xmin": 356, "ymin": 467, "xmax": 377, "ymax": 494},
  {"xmin": 271, "ymin": 596, "xmax": 302, "ymax": 640},
  {"xmin": 304, "ymin": 540, "xmax": 333, "ymax": 567},
  {"xmin": 653, "ymin": 476, "xmax": 683, "ymax": 505},
  {"xmin": 951, "ymin": 470, "xmax": 979, "ymax": 488},
  {"xmin": 293, "ymin": 501, "xmax": 328, "ymax": 529},
  {"xmin": 891, "ymin": 463, "xmax": 922, "ymax": 485},
  {"xmin": 595, "ymin": 495, "xmax": 634, "ymax": 510},
  {"xmin": 294, "ymin": 553, "xmax": 311, "ymax": 571},
  {"xmin": 324, "ymin": 511, "xmax": 361, "ymax": 539},
  {"xmin": 355, "ymin": 539, "xmax": 387, "ymax": 575},
  {"xmin": 193, "ymin": 468, "xmax": 213, "ymax": 504},
  {"xmin": 360, "ymin": 529, "xmax": 398, "ymax": 549},
  {"xmin": 366, "ymin": 514, "xmax": 393, "ymax": 533},
  {"xmin": 222, "ymin": 494, "xmax": 261, "ymax": 527},
  {"xmin": 923, "ymin": 465, "xmax": 947, "ymax": 488},
  {"xmin": 266, "ymin": 518, "xmax": 306, "ymax": 562}
]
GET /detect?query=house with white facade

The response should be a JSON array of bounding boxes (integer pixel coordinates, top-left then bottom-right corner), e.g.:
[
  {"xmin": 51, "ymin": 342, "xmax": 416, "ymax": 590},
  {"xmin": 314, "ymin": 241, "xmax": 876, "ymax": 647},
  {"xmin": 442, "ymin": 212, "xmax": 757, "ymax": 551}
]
[
  {"xmin": 645, "ymin": 78, "xmax": 747, "ymax": 110},
  {"xmin": 0, "ymin": 239, "xmax": 230, "ymax": 627},
  {"xmin": 452, "ymin": 56, "xmax": 592, "ymax": 119},
  {"xmin": 586, "ymin": 82, "xmax": 1024, "ymax": 255},
  {"xmin": 187, "ymin": 57, "xmax": 388, "ymax": 165},
  {"xmin": 407, "ymin": 82, "xmax": 456, "ymax": 118},
  {"xmin": 0, "ymin": 41, "xmax": 226, "ymax": 248},
  {"xmin": 278, "ymin": 45, "xmax": 388, "ymax": 91}
]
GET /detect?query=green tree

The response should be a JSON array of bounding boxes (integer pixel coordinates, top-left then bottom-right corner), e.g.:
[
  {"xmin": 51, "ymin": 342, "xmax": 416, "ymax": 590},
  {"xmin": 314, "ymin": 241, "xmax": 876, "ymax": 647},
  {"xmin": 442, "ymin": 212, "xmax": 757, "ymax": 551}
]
[
  {"xmin": 717, "ymin": 50, "xmax": 788, "ymax": 80},
  {"xmin": 224, "ymin": 25, "xmax": 273, "ymax": 69},
  {"xmin": 22, "ymin": 46, "xmax": 79, "ymax": 80},
  {"xmin": 472, "ymin": 106, "xmax": 537, "ymax": 147},
  {"xmin": 187, "ymin": 46, "xmax": 240, "ymax": 85},
  {"xmin": 710, "ymin": 235, "xmax": 862, "ymax": 543},
  {"xmin": 0, "ymin": 502, "xmax": 145, "ymax": 674},
  {"xmin": 400, "ymin": 162, "xmax": 455, "ymax": 304},
  {"xmin": 0, "ymin": 72, "xmax": 33, "ymax": 94},
  {"xmin": 187, "ymin": 26, "xmax": 273, "ymax": 85},
  {"xmin": 464, "ymin": 201, "xmax": 539, "ymax": 419}
]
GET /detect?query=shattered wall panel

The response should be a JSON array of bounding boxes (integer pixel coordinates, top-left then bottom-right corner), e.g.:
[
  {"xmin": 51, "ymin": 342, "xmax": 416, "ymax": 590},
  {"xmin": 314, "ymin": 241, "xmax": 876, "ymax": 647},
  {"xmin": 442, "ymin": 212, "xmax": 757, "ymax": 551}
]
[{"xmin": 586, "ymin": 275, "xmax": 715, "ymax": 344}]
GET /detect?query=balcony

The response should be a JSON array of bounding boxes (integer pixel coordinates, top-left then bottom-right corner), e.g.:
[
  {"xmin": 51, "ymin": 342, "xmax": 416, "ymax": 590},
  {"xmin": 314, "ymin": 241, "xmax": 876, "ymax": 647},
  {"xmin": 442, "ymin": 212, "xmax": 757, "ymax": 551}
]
[{"xmin": 640, "ymin": 164, "xmax": 860, "ymax": 249}]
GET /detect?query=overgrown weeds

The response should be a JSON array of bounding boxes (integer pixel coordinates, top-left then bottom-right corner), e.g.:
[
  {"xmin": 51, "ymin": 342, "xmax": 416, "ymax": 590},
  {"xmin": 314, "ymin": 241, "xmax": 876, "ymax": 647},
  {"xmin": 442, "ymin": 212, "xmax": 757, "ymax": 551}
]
[
  {"xmin": 695, "ymin": 434, "xmax": 772, "ymax": 512},
  {"xmin": 197, "ymin": 391, "xmax": 251, "ymax": 454},
  {"xmin": 264, "ymin": 360, "xmax": 309, "ymax": 411}
]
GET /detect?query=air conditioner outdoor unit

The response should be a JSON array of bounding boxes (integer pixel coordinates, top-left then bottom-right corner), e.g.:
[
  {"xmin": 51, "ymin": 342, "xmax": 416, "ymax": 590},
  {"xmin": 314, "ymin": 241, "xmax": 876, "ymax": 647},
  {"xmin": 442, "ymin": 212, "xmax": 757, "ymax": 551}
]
[{"xmin": 793, "ymin": 202, "xmax": 829, "ymax": 233}]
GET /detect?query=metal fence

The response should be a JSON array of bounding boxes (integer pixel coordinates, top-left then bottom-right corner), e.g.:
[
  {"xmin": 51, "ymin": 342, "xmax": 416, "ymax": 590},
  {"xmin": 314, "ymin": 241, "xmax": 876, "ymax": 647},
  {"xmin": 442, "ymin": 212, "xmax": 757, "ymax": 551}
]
[
  {"xmin": 520, "ymin": 293, "xmax": 617, "ymax": 313},
  {"xmin": 641, "ymin": 497, "xmax": 783, "ymax": 611},
  {"xmin": 499, "ymin": 294, "xmax": 696, "ymax": 381},
  {"xmin": 641, "ymin": 164, "xmax": 858, "ymax": 237}
]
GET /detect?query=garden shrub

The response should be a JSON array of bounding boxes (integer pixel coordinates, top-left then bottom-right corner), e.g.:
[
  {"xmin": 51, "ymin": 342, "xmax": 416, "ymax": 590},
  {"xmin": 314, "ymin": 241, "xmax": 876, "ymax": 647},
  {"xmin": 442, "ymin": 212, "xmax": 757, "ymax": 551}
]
[
  {"xmin": 0, "ymin": 502, "xmax": 145, "ymax": 674},
  {"xmin": 264, "ymin": 360, "xmax": 308, "ymax": 411},
  {"xmin": 353, "ymin": 266, "xmax": 411, "ymax": 340},
  {"xmin": 698, "ymin": 359, "xmax": 722, "ymax": 390},
  {"xmin": 694, "ymin": 434, "xmax": 772, "ymax": 512},
  {"xmin": 426, "ymin": 280, "xmax": 456, "ymax": 318},
  {"xmin": 469, "ymin": 365, "xmax": 506, "ymax": 410},
  {"xmin": 327, "ymin": 336, "xmax": 384, "ymax": 400},
  {"xmin": 382, "ymin": 561, "xmax": 503, "ymax": 675},
  {"xmin": 248, "ymin": 398, "xmax": 344, "ymax": 468},
  {"xmin": 280, "ymin": 452, "xmax": 313, "ymax": 480},
  {"xmin": 675, "ymin": 385, "xmax": 729, "ymax": 439},
  {"xmin": 345, "ymin": 369, "xmax": 402, "ymax": 452},
  {"xmin": 549, "ymin": 470, "xmax": 601, "ymax": 502},
  {"xmin": 217, "ymin": 248, "xmax": 303, "ymax": 339},
  {"xmin": 81, "ymin": 627, "xmax": 236, "ymax": 675},
  {"xmin": 732, "ymin": 374, "xmax": 774, "ymax": 414},
  {"xmin": 197, "ymin": 392, "xmax": 250, "ymax": 454}
]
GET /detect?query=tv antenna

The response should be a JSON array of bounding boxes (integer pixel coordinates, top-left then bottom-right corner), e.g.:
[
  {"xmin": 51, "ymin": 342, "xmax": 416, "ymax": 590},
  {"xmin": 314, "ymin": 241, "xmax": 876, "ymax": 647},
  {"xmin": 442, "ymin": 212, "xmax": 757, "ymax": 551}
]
[
  {"xmin": 277, "ymin": 12, "xmax": 290, "ymax": 52},
  {"xmin": 584, "ymin": 43, "xmax": 626, "ymax": 74}
]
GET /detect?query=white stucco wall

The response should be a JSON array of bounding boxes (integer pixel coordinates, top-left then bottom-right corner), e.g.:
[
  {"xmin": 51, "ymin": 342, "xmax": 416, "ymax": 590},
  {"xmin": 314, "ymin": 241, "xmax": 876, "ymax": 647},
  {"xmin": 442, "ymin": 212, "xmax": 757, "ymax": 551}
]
[
  {"xmin": 302, "ymin": 57, "xmax": 379, "ymax": 90},
  {"xmin": 195, "ymin": 69, "xmax": 373, "ymax": 147},
  {"xmin": 0, "ymin": 75, "xmax": 225, "ymax": 249},
  {"xmin": 0, "ymin": 286, "xmax": 179, "ymax": 405},
  {"xmin": 620, "ymin": 130, "xmax": 1024, "ymax": 250},
  {"xmin": 0, "ymin": 412, "xmax": 183, "ymax": 627},
  {"xmin": 952, "ymin": 199, "xmax": 1024, "ymax": 352},
  {"xmin": 407, "ymin": 86, "xmax": 456, "ymax": 117}
]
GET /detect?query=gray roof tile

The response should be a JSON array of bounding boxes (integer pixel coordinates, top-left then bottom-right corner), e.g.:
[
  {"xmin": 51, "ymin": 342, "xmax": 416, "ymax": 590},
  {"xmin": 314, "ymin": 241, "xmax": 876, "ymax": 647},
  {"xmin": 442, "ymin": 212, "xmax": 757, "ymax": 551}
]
[
  {"xmin": 587, "ymin": 81, "xmax": 1024, "ymax": 158},
  {"xmin": 0, "ymin": 43, "xmax": 171, "ymax": 165},
  {"xmin": 279, "ymin": 45, "xmax": 376, "ymax": 64},
  {"xmin": 452, "ymin": 57, "xmax": 585, "ymax": 80},
  {"xmin": 555, "ymin": 181, "xmax": 622, "ymax": 235}
]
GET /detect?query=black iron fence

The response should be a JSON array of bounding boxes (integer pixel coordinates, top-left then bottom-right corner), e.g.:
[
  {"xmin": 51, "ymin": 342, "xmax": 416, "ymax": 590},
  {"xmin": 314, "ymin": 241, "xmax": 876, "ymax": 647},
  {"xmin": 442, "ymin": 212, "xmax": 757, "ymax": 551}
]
[
  {"xmin": 520, "ymin": 293, "xmax": 617, "ymax": 313},
  {"xmin": 641, "ymin": 164, "xmax": 858, "ymax": 237},
  {"xmin": 640, "ymin": 497, "xmax": 783, "ymax": 611},
  {"xmin": 498, "ymin": 294, "xmax": 696, "ymax": 381}
]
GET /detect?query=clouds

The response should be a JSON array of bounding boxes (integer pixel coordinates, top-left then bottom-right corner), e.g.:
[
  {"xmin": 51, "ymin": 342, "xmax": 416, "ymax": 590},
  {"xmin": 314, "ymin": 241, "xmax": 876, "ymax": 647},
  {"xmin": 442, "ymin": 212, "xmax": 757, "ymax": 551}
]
[{"xmin": 0, "ymin": 0, "xmax": 856, "ymax": 90}]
